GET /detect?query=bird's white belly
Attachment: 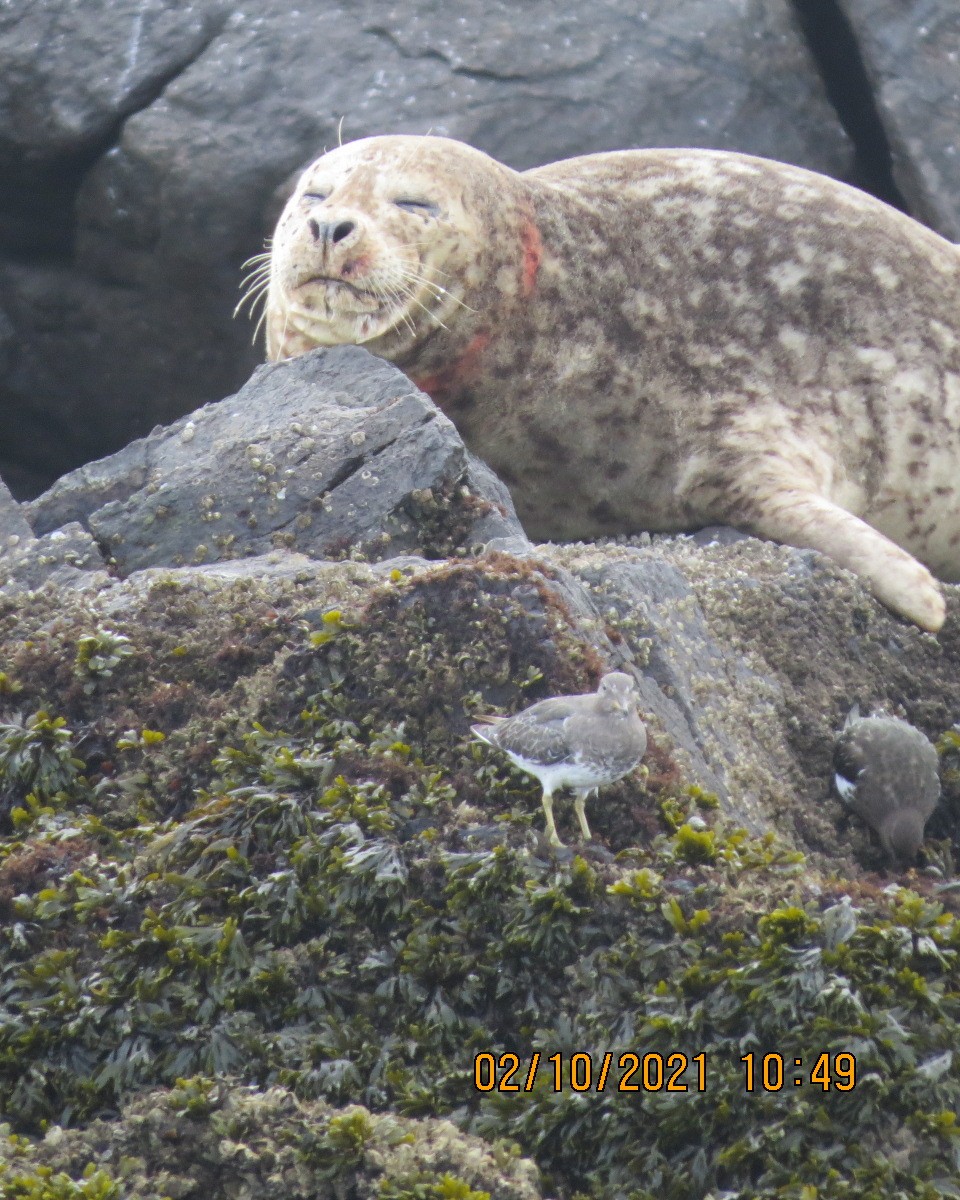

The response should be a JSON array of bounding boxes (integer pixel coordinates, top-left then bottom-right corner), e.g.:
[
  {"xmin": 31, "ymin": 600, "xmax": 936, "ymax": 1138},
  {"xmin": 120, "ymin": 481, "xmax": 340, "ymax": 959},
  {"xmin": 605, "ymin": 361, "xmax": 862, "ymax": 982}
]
[{"xmin": 507, "ymin": 755, "xmax": 610, "ymax": 792}]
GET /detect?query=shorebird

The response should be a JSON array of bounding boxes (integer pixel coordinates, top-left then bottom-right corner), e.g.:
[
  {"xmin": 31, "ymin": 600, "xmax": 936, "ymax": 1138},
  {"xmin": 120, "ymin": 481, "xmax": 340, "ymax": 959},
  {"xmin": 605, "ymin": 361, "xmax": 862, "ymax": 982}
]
[
  {"xmin": 471, "ymin": 671, "xmax": 647, "ymax": 846},
  {"xmin": 834, "ymin": 706, "xmax": 940, "ymax": 863}
]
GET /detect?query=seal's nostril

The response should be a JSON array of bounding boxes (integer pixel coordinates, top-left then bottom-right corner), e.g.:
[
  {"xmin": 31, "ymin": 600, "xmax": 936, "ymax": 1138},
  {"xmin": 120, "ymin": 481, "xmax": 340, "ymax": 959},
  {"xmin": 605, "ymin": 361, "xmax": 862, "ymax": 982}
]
[{"xmin": 308, "ymin": 218, "xmax": 354, "ymax": 244}]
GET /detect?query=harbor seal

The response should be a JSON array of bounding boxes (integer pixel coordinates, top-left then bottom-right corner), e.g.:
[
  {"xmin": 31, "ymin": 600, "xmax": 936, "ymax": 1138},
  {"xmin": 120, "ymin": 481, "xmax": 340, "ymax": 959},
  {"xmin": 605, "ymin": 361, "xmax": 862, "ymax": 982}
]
[{"xmin": 263, "ymin": 134, "xmax": 960, "ymax": 632}]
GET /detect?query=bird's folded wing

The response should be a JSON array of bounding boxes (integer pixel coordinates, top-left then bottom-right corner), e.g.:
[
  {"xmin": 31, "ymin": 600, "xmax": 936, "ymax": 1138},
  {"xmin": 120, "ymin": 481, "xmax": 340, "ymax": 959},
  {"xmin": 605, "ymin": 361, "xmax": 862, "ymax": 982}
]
[
  {"xmin": 834, "ymin": 733, "xmax": 867, "ymax": 783},
  {"xmin": 493, "ymin": 714, "xmax": 577, "ymax": 764},
  {"xmin": 566, "ymin": 713, "xmax": 646, "ymax": 770}
]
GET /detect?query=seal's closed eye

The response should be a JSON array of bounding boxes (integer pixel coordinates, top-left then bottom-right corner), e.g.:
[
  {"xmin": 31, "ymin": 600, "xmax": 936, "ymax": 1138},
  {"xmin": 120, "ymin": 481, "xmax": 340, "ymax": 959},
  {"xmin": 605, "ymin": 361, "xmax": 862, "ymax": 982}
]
[
  {"xmin": 302, "ymin": 192, "xmax": 329, "ymax": 203},
  {"xmin": 394, "ymin": 198, "xmax": 439, "ymax": 215}
]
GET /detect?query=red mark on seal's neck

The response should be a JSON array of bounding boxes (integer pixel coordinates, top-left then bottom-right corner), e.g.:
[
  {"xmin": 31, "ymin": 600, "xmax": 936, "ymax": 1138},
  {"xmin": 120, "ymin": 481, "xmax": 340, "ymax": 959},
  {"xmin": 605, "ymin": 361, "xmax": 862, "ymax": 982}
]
[
  {"xmin": 414, "ymin": 330, "xmax": 492, "ymax": 404},
  {"xmin": 520, "ymin": 219, "xmax": 542, "ymax": 296}
]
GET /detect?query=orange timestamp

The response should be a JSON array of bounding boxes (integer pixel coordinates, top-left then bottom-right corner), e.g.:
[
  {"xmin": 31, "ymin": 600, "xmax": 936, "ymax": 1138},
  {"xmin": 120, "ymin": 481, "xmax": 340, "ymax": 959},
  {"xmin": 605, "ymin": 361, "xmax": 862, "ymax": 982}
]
[
  {"xmin": 741, "ymin": 1051, "xmax": 857, "ymax": 1091},
  {"xmin": 474, "ymin": 1051, "xmax": 858, "ymax": 1093},
  {"xmin": 474, "ymin": 1051, "xmax": 707, "ymax": 1093}
]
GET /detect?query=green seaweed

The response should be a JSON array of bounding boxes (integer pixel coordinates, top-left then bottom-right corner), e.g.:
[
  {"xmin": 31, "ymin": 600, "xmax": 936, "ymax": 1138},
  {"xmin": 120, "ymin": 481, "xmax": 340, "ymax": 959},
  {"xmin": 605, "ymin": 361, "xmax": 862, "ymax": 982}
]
[
  {"xmin": 73, "ymin": 631, "xmax": 134, "ymax": 695},
  {"xmin": 2, "ymin": 690, "xmax": 959, "ymax": 1199},
  {"xmin": 1, "ymin": 564, "xmax": 959, "ymax": 1200}
]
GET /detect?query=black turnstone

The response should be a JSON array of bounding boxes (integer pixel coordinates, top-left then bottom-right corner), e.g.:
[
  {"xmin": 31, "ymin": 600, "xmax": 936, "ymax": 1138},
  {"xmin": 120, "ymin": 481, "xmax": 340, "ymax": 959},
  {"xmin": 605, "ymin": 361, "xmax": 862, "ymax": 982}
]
[
  {"xmin": 471, "ymin": 671, "xmax": 647, "ymax": 846},
  {"xmin": 834, "ymin": 706, "xmax": 940, "ymax": 863}
]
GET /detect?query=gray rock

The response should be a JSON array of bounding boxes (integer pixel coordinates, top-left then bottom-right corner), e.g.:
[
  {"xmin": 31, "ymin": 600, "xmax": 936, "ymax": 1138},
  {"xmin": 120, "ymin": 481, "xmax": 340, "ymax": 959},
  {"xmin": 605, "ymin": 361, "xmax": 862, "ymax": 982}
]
[
  {"xmin": 477, "ymin": 539, "xmax": 730, "ymax": 803},
  {"xmin": 570, "ymin": 555, "xmax": 750, "ymax": 811},
  {"xmin": 24, "ymin": 347, "xmax": 523, "ymax": 575},
  {"xmin": 837, "ymin": 0, "xmax": 960, "ymax": 240},
  {"xmin": 0, "ymin": 3, "xmax": 222, "ymax": 160},
  {"xmin": 0, "ymin": 474, "xmax": 32, "ymax": 549},
  {"xmin": 481, "ymin": 536, "xmax": 537, "ymax": 558},
  {"xmin": 1, "ymin": 0, "xmax": 850, "ymax": 495},
  {"xmin": 0, "ymin": 521, "xmax": 109, "ymax": 594}
]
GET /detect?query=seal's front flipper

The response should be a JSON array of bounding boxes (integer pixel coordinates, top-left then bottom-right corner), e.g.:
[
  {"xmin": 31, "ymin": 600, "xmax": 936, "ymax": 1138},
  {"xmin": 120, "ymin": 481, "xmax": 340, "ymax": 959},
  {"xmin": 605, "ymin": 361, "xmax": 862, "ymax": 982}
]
[{"xmin": 742, "ymin": 487, "xmax": 945, "ymax": 632}]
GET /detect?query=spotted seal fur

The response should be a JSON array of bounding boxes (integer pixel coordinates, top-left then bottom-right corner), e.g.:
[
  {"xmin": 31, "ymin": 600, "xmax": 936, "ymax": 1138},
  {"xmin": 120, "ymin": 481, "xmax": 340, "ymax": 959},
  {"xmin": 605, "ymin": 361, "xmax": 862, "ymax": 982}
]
[{"xmin": 263, "ymin": 134, "xmax": 960, "ymax": 631}]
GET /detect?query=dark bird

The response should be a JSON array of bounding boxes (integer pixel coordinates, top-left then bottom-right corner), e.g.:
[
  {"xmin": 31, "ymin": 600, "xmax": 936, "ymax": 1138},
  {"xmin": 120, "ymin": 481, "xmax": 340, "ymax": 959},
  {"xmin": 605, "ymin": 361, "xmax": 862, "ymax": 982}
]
[
  {"xmin": 471, "ymin": 671, "xmax": 647, "ymax": 846},
  {"xmin": 834, "ymin": 707, "xmax": 940, "ymax": 863}
]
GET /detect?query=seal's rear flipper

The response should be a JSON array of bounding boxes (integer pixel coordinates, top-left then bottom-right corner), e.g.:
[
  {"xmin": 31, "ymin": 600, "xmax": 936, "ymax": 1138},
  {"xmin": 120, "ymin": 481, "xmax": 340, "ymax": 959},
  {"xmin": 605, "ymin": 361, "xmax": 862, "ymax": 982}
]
[{"xmin": 741, "ymin": 487, "xmax": 946, "ymax": 632}]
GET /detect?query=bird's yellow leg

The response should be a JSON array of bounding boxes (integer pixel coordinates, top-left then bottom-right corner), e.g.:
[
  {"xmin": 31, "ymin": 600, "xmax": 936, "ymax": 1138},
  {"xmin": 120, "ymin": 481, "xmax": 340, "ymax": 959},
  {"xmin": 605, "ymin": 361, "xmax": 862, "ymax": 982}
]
[
  {"xmin": 541, "ymin": 791, "xmax": 564, "ymax": 846},
  {"xmin": 573, "ymin": 791, "xmax": 592, "ymax": 840}
]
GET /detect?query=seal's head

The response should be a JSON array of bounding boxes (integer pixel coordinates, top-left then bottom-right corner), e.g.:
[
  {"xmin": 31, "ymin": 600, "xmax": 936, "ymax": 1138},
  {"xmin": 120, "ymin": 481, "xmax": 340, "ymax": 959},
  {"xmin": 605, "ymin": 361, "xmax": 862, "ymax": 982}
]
[{"xmin": 265, "ymin": 135, "xmax": 521, "ymax": 363}]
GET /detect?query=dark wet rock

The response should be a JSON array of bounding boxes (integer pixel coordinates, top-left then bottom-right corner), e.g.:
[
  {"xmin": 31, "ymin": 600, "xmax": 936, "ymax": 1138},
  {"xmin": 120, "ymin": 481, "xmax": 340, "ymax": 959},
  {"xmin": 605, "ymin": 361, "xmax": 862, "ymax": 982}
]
[
  {"xmin": 0, "ymin": 1, "xmax": 228, "ymax": 234},
  {"xmin": 22, "ymin": 347, "xmax": 522, "ymax": 575},
  {"xmin": 546, "ymin": 536, "xmax": 960, "ymax": 860},
  {"xmin": 836, "ymin": 0, "xmax": 960, "ymax": 239},
  {"xmin": 1, "ymin": 0, "xmax": 850, "ymax": 495}
]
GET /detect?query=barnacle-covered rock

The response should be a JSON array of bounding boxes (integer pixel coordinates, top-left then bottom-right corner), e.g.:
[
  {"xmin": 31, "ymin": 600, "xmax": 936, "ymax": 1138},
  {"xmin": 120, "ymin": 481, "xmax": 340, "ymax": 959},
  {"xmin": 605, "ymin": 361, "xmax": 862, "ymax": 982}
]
[
  {"xmin": 0, "ymin": 1081, "xmax": 542, "ymax": 1200},
  {"xmin": 21, "ymin": 349, "xmax": 523, "ymax": 576}
]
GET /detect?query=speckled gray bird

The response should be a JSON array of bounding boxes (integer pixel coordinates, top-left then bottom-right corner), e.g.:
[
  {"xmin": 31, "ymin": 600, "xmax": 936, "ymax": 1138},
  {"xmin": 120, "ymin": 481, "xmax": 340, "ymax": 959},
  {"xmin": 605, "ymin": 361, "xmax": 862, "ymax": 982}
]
[
  {"xmin": 833, "ymin": 708, "xmax": 940, "ymax": 863},
  {"xmin": 471, "ymin": 671, "xmax": 647, "ymax": 847}
]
